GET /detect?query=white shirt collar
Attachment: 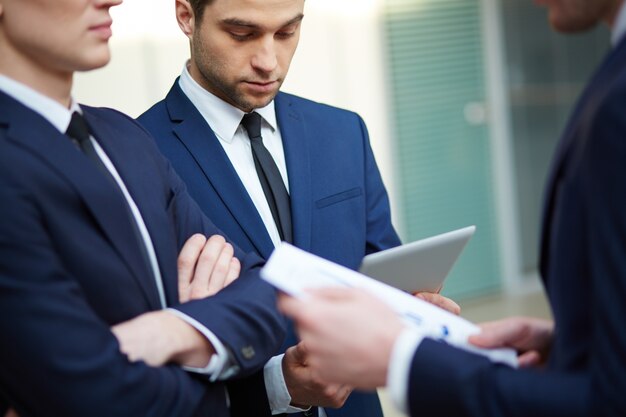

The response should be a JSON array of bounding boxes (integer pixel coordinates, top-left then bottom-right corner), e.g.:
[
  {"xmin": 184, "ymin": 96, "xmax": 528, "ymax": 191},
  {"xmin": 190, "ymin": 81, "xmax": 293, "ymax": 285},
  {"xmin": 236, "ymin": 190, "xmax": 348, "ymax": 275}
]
[
  {"xmin": 612, "ymin": 1, "xmax": 626, "ymax": 46},
  {"xmin": 0, "ymin": 74, "xmax": 81, "ymax": 133},
  {"xmin": 178, "ymin": 62, "xmax": 277, "ymax": 143}
]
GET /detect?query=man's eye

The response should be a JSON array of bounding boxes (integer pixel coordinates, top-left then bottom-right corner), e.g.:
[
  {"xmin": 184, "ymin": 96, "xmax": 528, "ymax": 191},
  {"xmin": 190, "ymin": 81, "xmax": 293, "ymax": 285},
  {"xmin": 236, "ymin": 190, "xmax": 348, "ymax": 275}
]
[
  {"xmin": 276, "ymin": 31, "xmax": 295, "ymax": 39},
  {"xmin": 230, "ymin": 32, "xmax": 253, "ymax": 41}
]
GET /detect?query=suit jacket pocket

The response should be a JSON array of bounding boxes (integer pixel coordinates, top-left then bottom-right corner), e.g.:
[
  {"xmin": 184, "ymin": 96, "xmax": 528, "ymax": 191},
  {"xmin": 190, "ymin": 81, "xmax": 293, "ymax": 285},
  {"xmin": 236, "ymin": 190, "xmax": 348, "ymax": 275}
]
[{"xmin": 315, "ymin": 187, "xmax": 363, "ymax": 209}]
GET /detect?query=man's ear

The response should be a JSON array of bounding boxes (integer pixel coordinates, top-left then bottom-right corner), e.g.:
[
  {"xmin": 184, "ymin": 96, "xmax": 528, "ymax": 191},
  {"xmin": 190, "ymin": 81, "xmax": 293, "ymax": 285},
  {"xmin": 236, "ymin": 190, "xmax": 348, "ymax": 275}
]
[{"xmin": 175, "ymin": 0, "xmax": 195, "ymax": 39}]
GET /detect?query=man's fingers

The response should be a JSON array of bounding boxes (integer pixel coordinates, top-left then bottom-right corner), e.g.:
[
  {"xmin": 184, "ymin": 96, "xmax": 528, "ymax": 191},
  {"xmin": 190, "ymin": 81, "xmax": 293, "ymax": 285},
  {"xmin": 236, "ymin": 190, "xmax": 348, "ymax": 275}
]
[
  {"xmin": 177, "ymin": 234, "xmax": 207, "ymax": 302},
  {"xmin": 468, "ymin": 325, "xmax": 510, "ymax": 348},
  {"xmin": 292, "ymin": 341, "xmax": 309, "ymax": 364},
  {"xmin": 204, "ymin": 241, "xmax": 234, "ymax": 296},
  {"xmin": 468, "ymin": 332, "xmax": 499, "ymax": 348},
  {"xmin": 189, "ymin": 235, "xmax": 226, "ymax": 299},
  {"xmin": 469, "ymin": 320, "xmax": 520, "ymax": 348},
  {"xmin": 307, "ymin": 287, "xmax": 369, "ymax": 302},
  {"xmin": 322, "ymin": 384, "xmax": 352, "ymax": 408},
  {"xmin": 518, "ymin": 350, "xmax": 542, "ymax": 367},
  {"xmin": 416, "ymin": 292, "xmax": 461, "ymax": 315},
  {"xmin": 278, "ymin": 293, "xmax": 302, "ymax": 318},
  {"xmin": 224, "ymin": 257, "xmax": 241, "ymax": 286}
]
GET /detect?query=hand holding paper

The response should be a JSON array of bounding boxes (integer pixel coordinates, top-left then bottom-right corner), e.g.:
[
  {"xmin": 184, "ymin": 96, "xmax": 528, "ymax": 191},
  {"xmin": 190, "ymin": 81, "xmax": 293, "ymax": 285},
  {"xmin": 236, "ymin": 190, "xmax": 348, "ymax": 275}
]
[
  {"xmin": 264, "ymin": 244, "xmax": 517, "ymax": 389},
  {"xmin": 278, "ymin": 287, "xmax": 406, "ymax": 389}
]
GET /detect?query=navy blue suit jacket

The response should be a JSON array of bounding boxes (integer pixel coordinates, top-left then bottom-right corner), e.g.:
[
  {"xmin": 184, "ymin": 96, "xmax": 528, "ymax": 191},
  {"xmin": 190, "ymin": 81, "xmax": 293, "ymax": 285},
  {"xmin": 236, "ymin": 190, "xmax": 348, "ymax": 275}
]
[
  {"xmin": 401, "ymin": 36, "xmax": 626, "ymax": 417},
  {"xmin": 138, "ymin": 81, "xmax": 401, "ymax": 417},
  {"xmin": 0, "ymin": 92, "xmax": 285, "ymax": 417}
]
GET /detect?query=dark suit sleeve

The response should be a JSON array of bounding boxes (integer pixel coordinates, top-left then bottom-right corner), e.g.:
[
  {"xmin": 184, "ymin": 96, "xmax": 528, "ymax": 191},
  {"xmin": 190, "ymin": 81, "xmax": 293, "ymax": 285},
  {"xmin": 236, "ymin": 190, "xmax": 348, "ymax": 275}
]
[
  {"xmin": 357, "ymin": 116, "xmax": 402, "ymax": 254},
  {"xmin": 582, "ymin": 90, "xmax": 626, "ymax": 417},
  {"xmin": 406, "ymin": 339, "xmax": 587, "ymax": 417},
  {"xmin": 0, "ymin": 180, "xmax": 222, "ymax": 417},
  {"xmin": 0, "ymin": 391, "xmax": 8, "ymax": 416}
]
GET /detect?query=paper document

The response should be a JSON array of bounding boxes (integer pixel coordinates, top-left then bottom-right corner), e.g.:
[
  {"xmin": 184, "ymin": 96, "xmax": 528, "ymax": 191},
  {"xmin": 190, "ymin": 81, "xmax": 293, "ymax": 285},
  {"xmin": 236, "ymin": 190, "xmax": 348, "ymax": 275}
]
[{"xmin": 262, "ymin": 244, "xmax": 517, "ymax": 367}]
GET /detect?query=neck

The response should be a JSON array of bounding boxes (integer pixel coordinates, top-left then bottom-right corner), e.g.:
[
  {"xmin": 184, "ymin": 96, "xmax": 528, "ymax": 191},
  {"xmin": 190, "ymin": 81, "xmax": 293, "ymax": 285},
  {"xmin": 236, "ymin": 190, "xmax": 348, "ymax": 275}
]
[
  {"xmin": 187, "ymin": 58, "xmax": 250, "ymax": 112},
  {"xmin": 0, "ymin": 45, "xmax": 73, "ymax": 109}
]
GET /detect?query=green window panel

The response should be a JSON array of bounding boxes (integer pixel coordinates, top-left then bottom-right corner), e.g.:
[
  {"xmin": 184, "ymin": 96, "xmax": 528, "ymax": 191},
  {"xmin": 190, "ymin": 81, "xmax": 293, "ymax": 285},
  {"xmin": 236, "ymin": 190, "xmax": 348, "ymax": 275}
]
[{"xmin": 384, "ymin": 0, "xmax": 500, "ymax": 298}]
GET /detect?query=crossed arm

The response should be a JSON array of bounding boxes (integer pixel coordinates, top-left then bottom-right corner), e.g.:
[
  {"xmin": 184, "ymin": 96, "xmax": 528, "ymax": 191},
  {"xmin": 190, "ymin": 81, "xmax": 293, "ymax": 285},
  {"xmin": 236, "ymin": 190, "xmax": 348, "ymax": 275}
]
[
  {"xmin": 120, "ymin": 234, "xmax": 462, "ymax": 411},
  {"xmin": 111, "ymin": 234, "xmax": 241, "ymax": 368}
]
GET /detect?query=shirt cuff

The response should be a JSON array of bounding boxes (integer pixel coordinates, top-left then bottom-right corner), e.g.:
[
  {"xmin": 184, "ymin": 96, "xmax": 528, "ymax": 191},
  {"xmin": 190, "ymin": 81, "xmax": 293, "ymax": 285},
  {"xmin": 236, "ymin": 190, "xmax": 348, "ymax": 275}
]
[
  {"xmin": 263, "ymin": 354, "xmax": 312, "ymax": 415},
  {"xmin": 166, "ymin": 308, "xmax": 239, "ymax": 380},
  {"xmin": 387, "ymin": 328, "xmax": 424, "ymax": 414}
]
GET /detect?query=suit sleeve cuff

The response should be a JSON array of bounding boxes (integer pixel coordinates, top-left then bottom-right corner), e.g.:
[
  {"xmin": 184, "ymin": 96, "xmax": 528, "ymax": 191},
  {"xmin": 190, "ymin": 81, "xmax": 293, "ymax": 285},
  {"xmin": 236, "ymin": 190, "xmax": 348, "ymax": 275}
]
[
  {"xmin": 167, "ymin": 308, "xmax": 240, "ymax": 380},
  {"xmin": 263, "ymin": 354, "xmax": 312, "ymax": 414},
  {"xmin": 387, "ymin": 328, "xmax": 424, "ymax": 414}
]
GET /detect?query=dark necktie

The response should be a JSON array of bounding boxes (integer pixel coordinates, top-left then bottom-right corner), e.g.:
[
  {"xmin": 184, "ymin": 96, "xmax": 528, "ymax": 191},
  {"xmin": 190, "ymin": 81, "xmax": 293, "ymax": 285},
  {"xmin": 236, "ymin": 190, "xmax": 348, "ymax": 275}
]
[
  {"xmin": 241, "ymin": 112, "xmax": 293, "ymax": 244},
  {"xmin": 66, "ymin": 112, "xmax": 120, "ymax": 186},
  {"xmin": 65, "ymin": 112, "xmax": 161, "ymax": 304}
]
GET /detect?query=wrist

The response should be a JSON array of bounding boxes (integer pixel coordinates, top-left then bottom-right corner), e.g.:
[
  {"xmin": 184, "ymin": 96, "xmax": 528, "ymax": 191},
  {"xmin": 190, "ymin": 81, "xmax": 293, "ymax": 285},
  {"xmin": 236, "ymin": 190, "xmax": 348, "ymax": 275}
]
[
  {"xmin": 280, "ymin": 353, "xmax": 306, "ymax": 408},
  {"xmin": 163, "ymin": 311, "xmax": 215, "ymax": 367}
]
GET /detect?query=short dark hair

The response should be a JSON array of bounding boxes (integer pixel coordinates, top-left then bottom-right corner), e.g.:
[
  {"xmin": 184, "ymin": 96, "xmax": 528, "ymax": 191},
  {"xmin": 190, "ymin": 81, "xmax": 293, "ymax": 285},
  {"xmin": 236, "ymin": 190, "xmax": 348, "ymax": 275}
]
[{"xmin": 189, "ymin": 0, "xmax": 214, "ymax": 22}]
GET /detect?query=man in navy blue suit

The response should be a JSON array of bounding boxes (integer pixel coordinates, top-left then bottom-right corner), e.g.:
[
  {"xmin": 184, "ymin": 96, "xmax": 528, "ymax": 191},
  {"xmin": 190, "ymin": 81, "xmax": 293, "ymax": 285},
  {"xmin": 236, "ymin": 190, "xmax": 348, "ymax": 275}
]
[
  {"xmin": 139, "ymin": 0, "xmax": 458, "ymax": 416},
  {"xmin": 137, "ymin": 0, "xmax": 398, "ymax": 416},
  {"xmin": 280, "ymin": 0, "xmax": 626, "ymax": 416},
  {"xmin": 0, "ymin": 0, "xmax": 286, "ymax": 416}
]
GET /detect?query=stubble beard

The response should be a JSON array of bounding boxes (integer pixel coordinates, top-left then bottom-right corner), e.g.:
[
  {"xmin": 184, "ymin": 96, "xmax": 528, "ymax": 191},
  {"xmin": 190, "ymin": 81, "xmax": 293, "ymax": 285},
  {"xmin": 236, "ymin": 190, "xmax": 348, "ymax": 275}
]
[{"xmin": 194, "ymin": 47, "xmax": 281, "ymax": 112}]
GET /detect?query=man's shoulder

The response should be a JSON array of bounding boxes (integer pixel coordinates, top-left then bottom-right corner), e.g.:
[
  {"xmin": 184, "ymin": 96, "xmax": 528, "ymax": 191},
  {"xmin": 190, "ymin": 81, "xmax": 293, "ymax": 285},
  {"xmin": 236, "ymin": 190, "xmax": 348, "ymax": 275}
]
[
  {"xmin": 82, "ymin": 105, "xmax": 155, "ymax": 140},
  {"xmin": 137, "ymin": 79, "xmax": 188, "ymax": 130},
  {"xmin": 80, "ymin": 105, "xmax": 164, "ymax": 157},
  {"xmin": 81, "ymin": 105, "xmax": 140, "ymax": 129},
  {"xmin": 136, "ymin": 97, "xmax": 169, "ymax": 127},
  {"xmin": 276, "ymin": 91, "xmax": 361, "ymax": 121}
]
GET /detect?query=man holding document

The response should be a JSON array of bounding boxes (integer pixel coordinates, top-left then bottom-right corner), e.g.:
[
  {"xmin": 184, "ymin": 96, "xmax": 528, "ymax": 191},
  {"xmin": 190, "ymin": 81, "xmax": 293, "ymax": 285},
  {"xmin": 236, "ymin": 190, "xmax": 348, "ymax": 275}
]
[{"xmin": 279, "ymin": 0, "xmax": 626, "ymax": 416}]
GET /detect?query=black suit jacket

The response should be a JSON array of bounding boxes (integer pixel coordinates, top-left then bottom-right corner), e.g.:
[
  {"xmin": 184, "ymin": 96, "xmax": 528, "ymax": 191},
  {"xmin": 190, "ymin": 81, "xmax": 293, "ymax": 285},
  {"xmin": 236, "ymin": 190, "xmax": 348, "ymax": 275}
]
[
  {"xmin": 139, "ymin": 82, "xmax": 402, "ymax": 417},
  {"xmin": 0, "ymin": 92, "xmax": 285, "ymax": 417}
]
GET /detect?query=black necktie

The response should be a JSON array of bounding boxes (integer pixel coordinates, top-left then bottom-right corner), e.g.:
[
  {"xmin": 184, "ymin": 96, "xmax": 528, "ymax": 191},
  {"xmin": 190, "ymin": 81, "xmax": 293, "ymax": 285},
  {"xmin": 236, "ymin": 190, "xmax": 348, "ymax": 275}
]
[
  {"xmin": 65, "ymin": 112, "xmax": 160, "ymax": 303},
  {"xmin": 241, "ymin": 112, "xmax": 293, "ymax": 244},
  {"xmin": 66, "ymin": 112, "xmax": 119, "ymax": 186}
]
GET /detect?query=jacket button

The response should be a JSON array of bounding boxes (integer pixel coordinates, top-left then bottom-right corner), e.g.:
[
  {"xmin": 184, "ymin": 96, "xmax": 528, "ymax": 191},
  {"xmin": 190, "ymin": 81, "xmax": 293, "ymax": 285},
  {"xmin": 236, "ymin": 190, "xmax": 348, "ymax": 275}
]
[
  {"xmin": 303, "ymin": 410, "xmax": 315, "ymax": 416},
  {"xmin": 241, "ymin": 345, "xmax": 255, "ymax": 359}
]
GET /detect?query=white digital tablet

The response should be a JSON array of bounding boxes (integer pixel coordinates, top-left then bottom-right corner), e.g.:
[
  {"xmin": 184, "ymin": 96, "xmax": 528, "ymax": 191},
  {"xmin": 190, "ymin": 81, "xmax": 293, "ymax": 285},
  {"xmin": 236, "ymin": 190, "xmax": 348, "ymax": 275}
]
[{"xmin": 358, "ymin": 225, "xmax": 475, "ymax": 293}]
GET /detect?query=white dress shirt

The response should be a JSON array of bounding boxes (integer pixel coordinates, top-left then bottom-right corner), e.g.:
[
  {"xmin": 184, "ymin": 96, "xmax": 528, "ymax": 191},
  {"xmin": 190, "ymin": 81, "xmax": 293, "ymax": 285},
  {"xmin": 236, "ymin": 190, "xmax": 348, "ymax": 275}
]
[
  {"xmin": 0, "ymin": 74, "xmax": 233, "ymax": 380},
  {"xmin": 179, "ymin": 63, "xmax": 316, "ymax": 415},
  {"xmin": 179, "ymin": 64, "xmax": 289, "ymax": 249},
  {"xmin": 612, "ymin": 1, "xmax": 626, "ymax": 47}
]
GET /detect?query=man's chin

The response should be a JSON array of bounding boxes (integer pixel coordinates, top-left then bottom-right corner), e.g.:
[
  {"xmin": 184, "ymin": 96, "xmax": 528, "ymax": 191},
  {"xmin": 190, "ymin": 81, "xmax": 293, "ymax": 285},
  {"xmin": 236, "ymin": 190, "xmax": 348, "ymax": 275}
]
[
  {"xmin": 548, "ymin": 9, "xmax": 602, "ymax": 33},
  {"xmin": 238, "ymin": 93, "xmax": 279, "ymax": 112}
]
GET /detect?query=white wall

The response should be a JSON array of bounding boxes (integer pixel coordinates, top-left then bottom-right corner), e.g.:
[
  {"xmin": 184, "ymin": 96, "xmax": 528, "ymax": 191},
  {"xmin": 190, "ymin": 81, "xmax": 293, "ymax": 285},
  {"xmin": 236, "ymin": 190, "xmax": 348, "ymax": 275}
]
[{"xmin": 74, "ymin": 0, "xmax": 401, "ymax": 227}]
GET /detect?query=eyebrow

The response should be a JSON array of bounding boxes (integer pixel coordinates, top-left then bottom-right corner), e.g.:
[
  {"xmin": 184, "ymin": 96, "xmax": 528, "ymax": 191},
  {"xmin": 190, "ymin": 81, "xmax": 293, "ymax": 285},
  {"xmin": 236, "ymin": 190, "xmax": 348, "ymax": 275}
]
[{"xmin": 221, "ymin": 13, "xmax": 304, "ymax": 29}]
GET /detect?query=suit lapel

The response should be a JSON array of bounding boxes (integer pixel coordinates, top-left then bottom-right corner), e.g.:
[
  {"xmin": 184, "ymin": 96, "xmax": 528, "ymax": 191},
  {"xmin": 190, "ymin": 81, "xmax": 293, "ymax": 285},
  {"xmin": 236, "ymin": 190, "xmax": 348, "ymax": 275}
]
[
  {"xmin": 1, "ymin": 95, "xmax": 162, "ymax": 310},
  {"xmin": 539, "ymin": 40, "xmax": 626, "ymax": 278},
  {"xmin": 165, "ymin": 83, "xmax": 276, "ymax": 259},
  {"xmin": 275, "ymin": 93, "xmax": 312, "ymax": 252},
  {"xmin": 83, "ymin": 109, "xmax": 177, "ymax": 306}
]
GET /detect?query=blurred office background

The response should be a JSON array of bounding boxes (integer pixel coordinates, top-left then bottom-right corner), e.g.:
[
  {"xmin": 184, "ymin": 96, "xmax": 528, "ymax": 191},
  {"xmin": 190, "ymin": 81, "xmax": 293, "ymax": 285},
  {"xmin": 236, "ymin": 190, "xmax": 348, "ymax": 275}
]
[
  {"xmin": 75, "ymin": 1, "xmax": 608, "ymax": 413},
  {"xmin": 77, "ymin": 0, "xmax": 609, "ymax": 300}
]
